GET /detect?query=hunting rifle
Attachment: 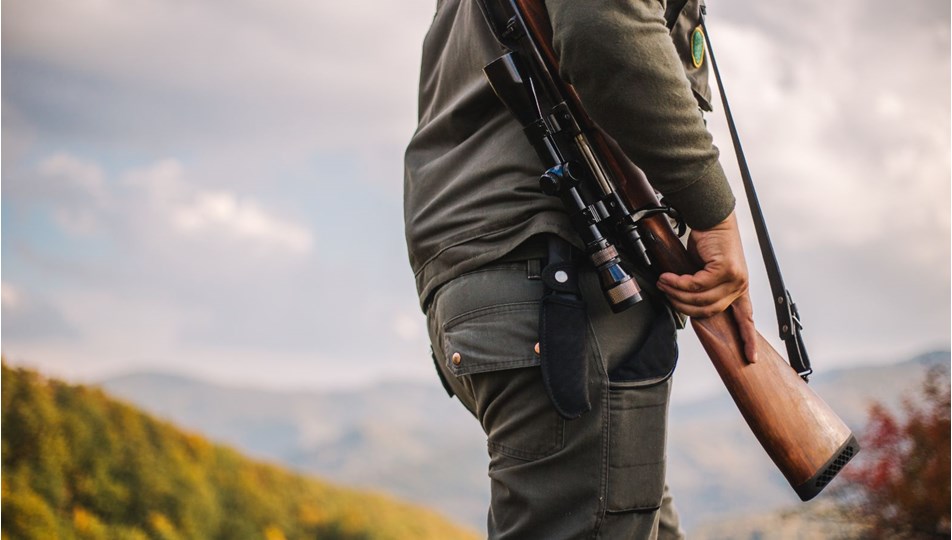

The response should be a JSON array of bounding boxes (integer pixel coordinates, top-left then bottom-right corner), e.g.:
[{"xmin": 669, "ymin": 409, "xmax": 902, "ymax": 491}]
[{"xmin": 478, "ymin": 0, "xmax": 858, "ymax": 501}]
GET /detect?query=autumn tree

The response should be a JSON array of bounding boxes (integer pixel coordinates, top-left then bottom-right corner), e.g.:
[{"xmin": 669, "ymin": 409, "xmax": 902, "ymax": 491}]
[
  {"xmin": 1, "ymin": 363, "xmax": 479, "ymax": 540},
  {"xmin": 835, "ymin": 366, "xmax": 951, "ymax": 539}
]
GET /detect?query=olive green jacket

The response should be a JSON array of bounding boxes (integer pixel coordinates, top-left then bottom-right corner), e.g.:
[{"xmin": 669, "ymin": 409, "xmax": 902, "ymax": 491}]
[{"xmin": 404, "ymin": 0, "xmax": 735, "ymax": 309}]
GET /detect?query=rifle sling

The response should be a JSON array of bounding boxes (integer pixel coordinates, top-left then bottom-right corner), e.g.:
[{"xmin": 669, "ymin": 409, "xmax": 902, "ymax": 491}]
[{"xmin": 700, "ymin": 10, "xmax": 813, "ymax": 380}]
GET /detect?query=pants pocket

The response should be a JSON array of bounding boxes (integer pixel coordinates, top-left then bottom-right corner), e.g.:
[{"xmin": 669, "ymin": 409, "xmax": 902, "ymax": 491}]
[
  {"xmin": 430, "ymin": 266, "xmax": 564, "ymax": 461},
  {"xmin": 608, "ymin": 305, "xmax": 678, "ymax": 384},
  {"xmin": 606, "ymin": 377, "xmax": 672, "ymax": 512}
]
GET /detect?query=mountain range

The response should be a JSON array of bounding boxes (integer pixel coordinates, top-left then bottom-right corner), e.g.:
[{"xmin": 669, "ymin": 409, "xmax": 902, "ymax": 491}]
[{"xmin": 99, "ymin": 350, "xmax": 950, "ymax": 534}]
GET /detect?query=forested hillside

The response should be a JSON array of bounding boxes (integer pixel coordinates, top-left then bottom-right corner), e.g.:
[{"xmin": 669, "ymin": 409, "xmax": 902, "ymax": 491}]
[{"xmin": 0, "ymin": 363, "xmax": 478, "ymax": 540}]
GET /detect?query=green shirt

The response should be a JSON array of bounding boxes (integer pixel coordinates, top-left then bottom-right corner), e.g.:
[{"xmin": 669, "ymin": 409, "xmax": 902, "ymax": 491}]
[{"xmin": 404, "ymin": 0, "xmax": 735, "ymax": 310}]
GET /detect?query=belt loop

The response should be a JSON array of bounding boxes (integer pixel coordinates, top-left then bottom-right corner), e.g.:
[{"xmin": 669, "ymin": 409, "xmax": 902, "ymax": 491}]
[{"xmin": 527, "ymin": 258, "xmax": 542, "ymax": 280}]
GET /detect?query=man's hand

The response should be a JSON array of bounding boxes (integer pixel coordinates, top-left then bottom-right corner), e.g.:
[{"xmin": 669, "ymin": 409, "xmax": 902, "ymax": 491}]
[{"xmin": 656, "ymin": 211, "xmax": 758, "ymax": 363}]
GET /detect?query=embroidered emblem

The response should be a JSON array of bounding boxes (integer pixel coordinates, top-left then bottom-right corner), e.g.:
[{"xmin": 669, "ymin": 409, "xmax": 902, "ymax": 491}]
[{"xmin": 691, "ymin": 26, "xmax": 705, "ymax": 68}]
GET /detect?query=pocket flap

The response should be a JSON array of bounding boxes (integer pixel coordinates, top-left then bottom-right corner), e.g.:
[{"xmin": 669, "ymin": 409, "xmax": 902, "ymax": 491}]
[{"xmin": 442, "ymin": 301, "xmax": 541, "ymax": 376}]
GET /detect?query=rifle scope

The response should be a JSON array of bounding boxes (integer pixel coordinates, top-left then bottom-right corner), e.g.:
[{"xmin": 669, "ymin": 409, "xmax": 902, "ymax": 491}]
[{"xmin": 484, "ymin": 53, "xmax": 643, "ymax": 312}]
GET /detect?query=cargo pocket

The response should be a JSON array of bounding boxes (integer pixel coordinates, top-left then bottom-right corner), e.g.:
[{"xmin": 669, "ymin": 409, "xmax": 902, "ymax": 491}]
[
  {"xmin": 441, "ymin": 300, "xmax": 565, "ymax": 461},
  {"xmin": 608, "ymin": 306, "xmax": 678, "ymax": 384},
  {"xmin": 605, "ymin": 307, "xmax": 677, "ymax": 512},
  {"xmin": 606, "ymin": 378, "xmax": 672, "ymax": 513}
]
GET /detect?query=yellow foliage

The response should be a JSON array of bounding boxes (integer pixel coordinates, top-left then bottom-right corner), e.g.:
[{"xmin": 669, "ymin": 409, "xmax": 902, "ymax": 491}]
[
  {"xmin": 1, "ymin": 363, "xmax": 480, "ymax": 540},
  {"xmin": 298, "ymin": 501, "xmax": 329, "ymax": 526},
  {"xmin": 2, "ymin": 485, "xmax": 61, "ymax": 538},
  {"xmin": 148, "ymin": 512, "xmax": 183, "ymax": 540},
  {"xmin": 264, "ymin": 524, "xmax": 288, "ymax": 540},
  {"xmin": 73, "ymin": 506, "xmax": 108, "ymax": 539},
  {"xmin": 73, "ymin": 506, "xmax": 95, "ymax": 530}
]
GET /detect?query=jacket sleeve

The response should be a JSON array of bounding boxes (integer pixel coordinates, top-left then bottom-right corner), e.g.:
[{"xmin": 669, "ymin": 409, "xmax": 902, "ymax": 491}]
[{"xmin": 544, "ymin": 0, "xmax": 734, "ymax": 230}]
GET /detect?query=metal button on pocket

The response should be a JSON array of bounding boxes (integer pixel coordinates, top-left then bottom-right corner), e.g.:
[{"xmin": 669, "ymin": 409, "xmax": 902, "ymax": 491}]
[{"xmin": 440, "ymin": 301, "xmax": 542, "ymax": 376}]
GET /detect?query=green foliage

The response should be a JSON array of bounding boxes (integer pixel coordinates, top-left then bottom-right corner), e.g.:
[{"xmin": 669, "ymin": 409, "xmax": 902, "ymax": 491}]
[{"xmin": 1, "ymin": 362, "xmax": 479, "ymax": 540}]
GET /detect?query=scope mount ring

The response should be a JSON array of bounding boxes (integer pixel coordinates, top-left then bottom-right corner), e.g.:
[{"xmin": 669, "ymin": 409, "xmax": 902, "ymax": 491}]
[{"xmin": 631, "ymin": 204, "xmax": 687, "ymax": 238}]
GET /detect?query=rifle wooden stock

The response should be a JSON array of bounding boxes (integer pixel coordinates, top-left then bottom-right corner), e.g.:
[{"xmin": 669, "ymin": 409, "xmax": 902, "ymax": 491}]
[{"xmin": 514, "ymin": 0, "xmax": 858, "ymax": 500}]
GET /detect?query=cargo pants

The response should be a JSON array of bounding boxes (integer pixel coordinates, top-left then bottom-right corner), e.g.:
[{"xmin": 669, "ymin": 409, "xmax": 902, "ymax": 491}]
[{"xmin": 427, "ymin": 251, "xmax": 686, "ymax": 539}]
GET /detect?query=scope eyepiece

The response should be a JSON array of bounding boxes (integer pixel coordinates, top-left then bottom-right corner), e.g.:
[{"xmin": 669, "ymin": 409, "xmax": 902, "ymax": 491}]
[{"xmin": 589, "ymin": 243, "xmax": 642, "ymax": 312}]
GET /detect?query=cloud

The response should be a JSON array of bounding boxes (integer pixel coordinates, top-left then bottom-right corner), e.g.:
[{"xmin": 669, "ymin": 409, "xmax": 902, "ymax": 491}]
[
  {"xmin": 120, "ymin": 158, "xmax": 313, "ymax": 255},
  {"xmin": 1, "ymin": 0, "xmax": 434, "ymax": 386},
  {"xmin": 8, "ymin": 152, "xmax": 107, "ymax": 204},
  {"xmin": 3, "ymin": 0, "xmax": 435, "ymax": 156},
  {"xmin": 171, "ymin": 191, "xmax": 313, "ymax": 254},
  {"xmin": 37, "ymin": 153, "xmax": 107, "ymax": 196},
  {"xmin": 2, "ymin": 282, "xmax": 23, "ymax": 310},
  {"xmin": 706, "ymin": 17, "xmax": 949, "ymax": 248},
  {"xmin": 34, "ymin": 153, "xmax": 111, "ymax": 235},
  {"xmin": 10, "ymin": 153, "xmax": 316, "ymax": 258},
  {"xmin": 1, "ymin": 282, "xmax": 78, "ymax": 341},
  {"xmin": 1, "ymin": 0, "xmax": 947, "ymax": 396},
  {"xmin": 3, "ymin": 148, "xmax": 426, "ymax": 385}
]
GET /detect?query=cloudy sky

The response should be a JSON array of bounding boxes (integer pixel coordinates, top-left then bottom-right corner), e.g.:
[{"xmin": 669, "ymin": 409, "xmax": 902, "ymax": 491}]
[{"xmin": 3, "ymin": 0, "xmax": 949, "ymax": 401}]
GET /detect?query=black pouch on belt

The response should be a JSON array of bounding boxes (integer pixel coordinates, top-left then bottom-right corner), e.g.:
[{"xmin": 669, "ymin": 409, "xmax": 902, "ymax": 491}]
[{"xmin": 539, "ymin": 236, "xmax": 591, "ymax": 420}]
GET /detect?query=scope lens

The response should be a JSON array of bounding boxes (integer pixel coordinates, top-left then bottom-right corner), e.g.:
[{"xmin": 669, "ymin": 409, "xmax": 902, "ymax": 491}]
[{"xmin": 590, "ymin": 244, "xmax": 642, "ymax": 312}]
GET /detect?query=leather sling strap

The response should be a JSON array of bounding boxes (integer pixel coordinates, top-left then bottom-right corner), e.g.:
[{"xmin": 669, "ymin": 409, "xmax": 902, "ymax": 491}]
[{"xmin": 700, "ymin": 8, "xmax": 813, "ymax": 379}]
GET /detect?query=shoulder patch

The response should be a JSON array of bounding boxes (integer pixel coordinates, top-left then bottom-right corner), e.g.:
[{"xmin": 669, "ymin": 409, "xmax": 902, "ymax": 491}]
[{"xmin": 691, "ymin": 26, "xmax": 705, "ymax": 68}]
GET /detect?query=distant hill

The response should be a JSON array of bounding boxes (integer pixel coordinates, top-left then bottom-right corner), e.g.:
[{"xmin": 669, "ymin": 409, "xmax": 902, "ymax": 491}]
[
  {"xmin": 99, "ymin": 371, "xmax": 492, "ymax": 531},
  {"xmin": 99, "ymin": 350, "xmax": 951, "ymax": 534},
  {"xmin": 1, "ymin": 363, "xmax": 479, "ymax": 540}
]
